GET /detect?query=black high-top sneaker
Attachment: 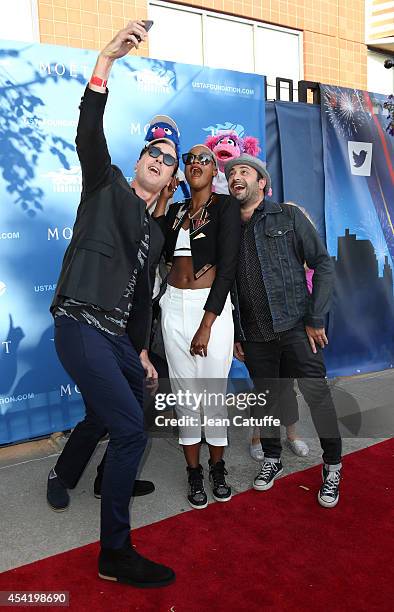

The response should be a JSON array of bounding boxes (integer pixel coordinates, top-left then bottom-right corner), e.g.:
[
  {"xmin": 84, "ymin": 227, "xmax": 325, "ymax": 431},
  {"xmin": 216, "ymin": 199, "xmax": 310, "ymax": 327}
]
[
  {"xmin": 253, "ymin": 459, "xmax": 283, "ymax": 491},
  {"xmin": 208, "ymin": 459, "xmax": 232, "ymax": 502},
  {"xmin": 318, "ymin": 465, "xmax": 341, "ymax": 508},
  {"xmin": 186, "ymin": 465, "xmax": 208, "ymax": 509}
]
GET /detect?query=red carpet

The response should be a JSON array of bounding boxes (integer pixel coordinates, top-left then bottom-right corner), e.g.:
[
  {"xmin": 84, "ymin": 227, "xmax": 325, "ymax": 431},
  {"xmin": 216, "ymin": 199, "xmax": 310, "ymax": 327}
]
[{"xmin": 1, "ymin": 440, "xmax": 393, "ymax": 611}]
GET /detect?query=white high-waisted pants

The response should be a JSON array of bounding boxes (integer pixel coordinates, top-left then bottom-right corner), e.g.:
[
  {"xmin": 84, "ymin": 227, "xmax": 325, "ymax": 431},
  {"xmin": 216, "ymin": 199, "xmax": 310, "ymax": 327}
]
[{"xmin": 160, "ymin": 285, "xmax": 234, "ymax": 446}]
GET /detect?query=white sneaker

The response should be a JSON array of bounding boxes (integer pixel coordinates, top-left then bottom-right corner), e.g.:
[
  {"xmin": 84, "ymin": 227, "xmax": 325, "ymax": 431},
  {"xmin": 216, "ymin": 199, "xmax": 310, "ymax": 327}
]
[
  {"xmin": 286, "ymin": 438, "xmax": 309, "ymax": 457},
  {"xmin": 249, "ymin": 442, "xmax": 264, "ymax": 462}
]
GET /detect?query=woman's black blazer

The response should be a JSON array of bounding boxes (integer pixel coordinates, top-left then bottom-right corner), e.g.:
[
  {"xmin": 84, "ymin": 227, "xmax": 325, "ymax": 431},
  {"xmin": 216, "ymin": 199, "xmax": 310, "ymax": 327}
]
[{"xmin": 155, "ymin": 194, "xmax": 241, "ymax": 315}]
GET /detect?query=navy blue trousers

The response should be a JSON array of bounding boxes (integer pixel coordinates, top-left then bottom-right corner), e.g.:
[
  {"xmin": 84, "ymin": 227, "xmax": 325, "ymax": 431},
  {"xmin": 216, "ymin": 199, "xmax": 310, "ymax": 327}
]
[{"xmin": 54, "ymin": 317, "xmax": 147, "ymax": 549}]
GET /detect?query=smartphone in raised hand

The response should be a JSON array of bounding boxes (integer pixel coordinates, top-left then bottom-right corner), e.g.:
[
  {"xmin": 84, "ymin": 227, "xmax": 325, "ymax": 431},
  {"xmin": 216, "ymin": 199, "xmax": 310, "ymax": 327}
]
[
  {"xmin": 142, "ymin": 20, "xmax": 154, "ymax": 32},
  {"xmin": 135, "ymin": 20, "xmax": 154, "ymax": 42}
]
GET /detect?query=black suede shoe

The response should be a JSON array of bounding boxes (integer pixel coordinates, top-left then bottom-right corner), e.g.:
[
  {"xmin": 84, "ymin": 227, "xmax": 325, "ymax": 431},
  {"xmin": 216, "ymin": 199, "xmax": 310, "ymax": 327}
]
[
  {"xmin": 47, "ymin": 469, "xmax": 69, "ymax": 511},
  {"xmin": 94, "ymin": 471, "xmax": 155, "ymax": 499},
  {"xmin": 132, "ymin": 480, "xmax": 155, "ymax": 497},
  {"xmin": 98, "ymin": 539, "xmax": 175, "ymax": 588}
]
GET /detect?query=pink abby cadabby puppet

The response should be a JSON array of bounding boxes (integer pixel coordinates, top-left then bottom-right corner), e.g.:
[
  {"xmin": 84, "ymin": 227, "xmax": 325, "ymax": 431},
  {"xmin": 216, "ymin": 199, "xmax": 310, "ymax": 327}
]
[{"xmin": 204, "ymin": 131, "xmax": 264, "ymax": 195}]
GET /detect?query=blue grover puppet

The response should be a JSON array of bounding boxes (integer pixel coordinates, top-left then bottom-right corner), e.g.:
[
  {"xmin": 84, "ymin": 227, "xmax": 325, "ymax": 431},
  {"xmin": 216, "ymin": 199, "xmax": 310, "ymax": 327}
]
[{"xmin": 145, "ymin": 115, "xmax": 190, "ymax": 199}]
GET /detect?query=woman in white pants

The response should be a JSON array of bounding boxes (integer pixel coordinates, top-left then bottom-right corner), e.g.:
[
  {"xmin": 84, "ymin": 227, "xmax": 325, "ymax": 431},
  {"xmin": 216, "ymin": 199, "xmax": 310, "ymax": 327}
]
[{"xmin": 153, "ymin": 144, "xmax": 241, "ymax": 508}]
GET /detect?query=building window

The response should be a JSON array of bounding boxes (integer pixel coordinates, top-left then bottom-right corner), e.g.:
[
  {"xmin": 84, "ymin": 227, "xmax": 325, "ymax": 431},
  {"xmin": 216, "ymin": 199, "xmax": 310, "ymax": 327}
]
[
  {"xmin": 148, "ymin": 4, "xmax": 204, "ymax": 65},
  {"xmin": 0, "ymin": 0, "xmax": 39, "ymax": 42},
  {"xmin": 367, "ymin": 50, "xmax": 394, "ymax": 96},
  {"xmin": 255, "ymin": 26, "xmax": 301, "ymax": 99},
  {"xmin": 204, "ymin": 16, "xmax": 255, "ymax": 74},
  {"xmin": 148, "ymin": 1, "xmax": 303, "ymax": 100}
]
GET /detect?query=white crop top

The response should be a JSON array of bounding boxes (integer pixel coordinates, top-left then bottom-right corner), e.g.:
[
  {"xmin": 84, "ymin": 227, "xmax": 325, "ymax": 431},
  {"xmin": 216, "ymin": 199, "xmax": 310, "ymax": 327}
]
[{"xmin": 174, "ymin": 227, "xmax": 191, "ymax": 257}]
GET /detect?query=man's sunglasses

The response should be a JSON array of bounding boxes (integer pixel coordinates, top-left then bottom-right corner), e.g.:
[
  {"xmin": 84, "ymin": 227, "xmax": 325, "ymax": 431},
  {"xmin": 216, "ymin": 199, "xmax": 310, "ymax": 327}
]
[
  {"xmin": 182, "ymin": 152, "xmax": 214, "ymax": 166},
  {"xmin": 147, "ymin": 145, "xmax": 177, "ymax": 167}
]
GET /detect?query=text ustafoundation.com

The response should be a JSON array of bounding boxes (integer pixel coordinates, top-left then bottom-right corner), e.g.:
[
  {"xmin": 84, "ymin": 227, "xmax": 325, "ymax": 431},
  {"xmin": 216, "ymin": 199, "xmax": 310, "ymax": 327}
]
[{"xmin": 155, "ymin": 415, "xmax": 281, "ymax": 428}]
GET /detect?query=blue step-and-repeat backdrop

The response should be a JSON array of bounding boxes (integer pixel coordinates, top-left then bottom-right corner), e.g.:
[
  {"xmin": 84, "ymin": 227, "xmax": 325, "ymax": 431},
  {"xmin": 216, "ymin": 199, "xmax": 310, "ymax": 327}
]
[
  {"xmin": 0, "ymin": 41, "xmax": 265, "ymax": 444},
  {"xmin": 320, "ymin": 85, "xmax": 394, "ymax": 376}
]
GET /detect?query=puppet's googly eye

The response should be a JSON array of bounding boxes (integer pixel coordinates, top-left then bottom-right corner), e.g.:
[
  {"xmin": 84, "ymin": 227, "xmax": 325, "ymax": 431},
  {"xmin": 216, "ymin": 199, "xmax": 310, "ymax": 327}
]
[
  {"xmin": 227, "ymin": 138, "xmax": 236, "ymax": 146},
  {"xmin": 164, "ymin": 127, "xmax": 172, "ymax": 135},
  {"xmin": 152, "ymin": 125, "xmax": 159, "ymax": 132}
]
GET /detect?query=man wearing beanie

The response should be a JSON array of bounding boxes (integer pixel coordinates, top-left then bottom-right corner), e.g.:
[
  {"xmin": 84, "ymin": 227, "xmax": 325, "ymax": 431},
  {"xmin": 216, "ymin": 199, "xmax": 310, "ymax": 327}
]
[{"xmin": 225, "ymin": 154, "xmax": 342, "ymax": 508}]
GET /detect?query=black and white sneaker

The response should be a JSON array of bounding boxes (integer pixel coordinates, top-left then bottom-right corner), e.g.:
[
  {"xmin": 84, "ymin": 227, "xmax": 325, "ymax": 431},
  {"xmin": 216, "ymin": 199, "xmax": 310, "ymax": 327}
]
[
  {"xmin": 253, "ymin": 459, "xmax": 283, "ymax": 491},
  {"xmin": 318, "ymin": 465, "xmax": 341, "ymax": 508},
  {"xmin": 187, "ymin": 465, "xmax": 208, "ymax": 509},
  {"xmin": 208, "ymin": 459, "xmax": 232, "ymax": 502}
]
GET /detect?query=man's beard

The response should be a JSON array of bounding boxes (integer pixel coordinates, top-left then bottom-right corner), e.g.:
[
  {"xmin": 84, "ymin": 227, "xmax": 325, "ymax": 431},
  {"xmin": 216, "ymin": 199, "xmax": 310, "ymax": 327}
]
[{"xmin": 232, "ymin": 181, "xmax": 260, "ymax": 207}]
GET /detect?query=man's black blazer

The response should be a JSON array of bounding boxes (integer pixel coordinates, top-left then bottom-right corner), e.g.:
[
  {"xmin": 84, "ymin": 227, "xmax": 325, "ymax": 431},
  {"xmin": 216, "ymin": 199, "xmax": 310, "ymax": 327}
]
[
  {"xmin": 51, "ymin": 167, "xmax": 164, "ymax": 352},
  {"xmin": 51, "ymin": 86, "xmax": 164, "ymax": 352}
]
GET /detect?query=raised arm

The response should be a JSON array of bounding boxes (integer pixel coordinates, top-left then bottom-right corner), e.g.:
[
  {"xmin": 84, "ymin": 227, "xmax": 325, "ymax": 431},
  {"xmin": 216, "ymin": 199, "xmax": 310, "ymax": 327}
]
[
  {"xmin": 152, "ymin": 178, "xmax": 179, "ymax": 236},
  {"xmin": 76, "ymin": 21, "xmax": 148, "ymax": 196}
]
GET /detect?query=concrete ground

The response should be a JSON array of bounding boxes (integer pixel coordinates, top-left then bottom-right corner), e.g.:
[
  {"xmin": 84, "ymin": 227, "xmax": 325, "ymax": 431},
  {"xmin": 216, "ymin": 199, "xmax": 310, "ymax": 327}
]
[{"xmin": 0, "ymin": 369, "xmax": 392, "ymax": 573}]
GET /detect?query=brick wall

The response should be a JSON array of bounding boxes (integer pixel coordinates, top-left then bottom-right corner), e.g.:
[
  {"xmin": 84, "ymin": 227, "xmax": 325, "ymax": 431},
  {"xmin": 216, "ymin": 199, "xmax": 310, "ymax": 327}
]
[{"xmin": 37, "ymin": 0, "xmax": 368, "ymax": 89}]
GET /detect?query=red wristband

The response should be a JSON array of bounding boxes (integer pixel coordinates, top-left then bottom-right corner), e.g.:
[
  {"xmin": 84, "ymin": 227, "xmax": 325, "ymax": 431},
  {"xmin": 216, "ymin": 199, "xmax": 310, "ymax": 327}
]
[{"xmin": 90, "ymin": 75, "xmax": 107, "ymax": 88}]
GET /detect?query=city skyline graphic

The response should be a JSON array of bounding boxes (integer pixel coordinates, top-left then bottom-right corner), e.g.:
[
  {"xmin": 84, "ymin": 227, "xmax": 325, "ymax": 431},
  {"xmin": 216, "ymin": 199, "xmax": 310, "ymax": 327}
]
[{"xmin": 326, "ymin": 227, "xmax": 394, "ymax": 375}]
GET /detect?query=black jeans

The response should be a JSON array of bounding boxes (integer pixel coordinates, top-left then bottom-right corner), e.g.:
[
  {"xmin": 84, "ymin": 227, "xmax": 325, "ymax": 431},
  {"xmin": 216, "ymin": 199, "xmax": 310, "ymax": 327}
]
[
  {"xmin": 54, "ymin": 317, "xmax": 147, "ymax": 549},
  {"xmin": 243, "ymin": 327, "xmax": 342, "ymax": 465}
]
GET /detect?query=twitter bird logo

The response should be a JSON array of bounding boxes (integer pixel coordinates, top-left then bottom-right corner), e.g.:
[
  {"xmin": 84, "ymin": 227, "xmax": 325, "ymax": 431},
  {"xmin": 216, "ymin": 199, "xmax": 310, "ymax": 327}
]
[
  {"xmin": 348, "ymin": 142, "xmax": 372, "ymax": 176},
  {"xmin": 352, "ymin": 149, "xmax": 367, "ymax": 168}
]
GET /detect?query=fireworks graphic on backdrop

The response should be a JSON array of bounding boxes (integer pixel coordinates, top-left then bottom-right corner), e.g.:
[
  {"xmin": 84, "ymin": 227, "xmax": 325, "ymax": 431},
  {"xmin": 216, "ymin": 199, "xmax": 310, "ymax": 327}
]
[{"xmin": 323, "ymin": 86, "xmax": 370, "ymax": 138}]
